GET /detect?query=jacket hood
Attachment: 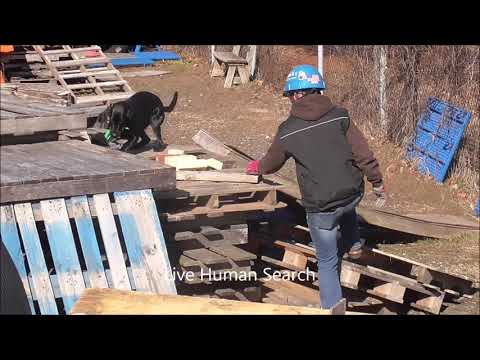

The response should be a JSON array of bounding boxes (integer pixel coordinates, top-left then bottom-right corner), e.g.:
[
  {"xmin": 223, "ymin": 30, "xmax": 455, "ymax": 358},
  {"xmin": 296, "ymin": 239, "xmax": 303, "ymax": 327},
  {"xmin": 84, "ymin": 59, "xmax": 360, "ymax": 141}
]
[{"xmin": 290, "ymin": 94, "xmax": 334, "ymax": 121}]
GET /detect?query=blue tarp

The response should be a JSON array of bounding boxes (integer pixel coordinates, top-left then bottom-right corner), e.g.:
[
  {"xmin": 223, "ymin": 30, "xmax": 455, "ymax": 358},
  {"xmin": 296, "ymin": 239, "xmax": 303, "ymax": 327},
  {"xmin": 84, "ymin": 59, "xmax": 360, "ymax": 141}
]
[
  {"xmin": 110, "ymin": 57, "xmax": 154, "ymax": 67},
  {"xmin": 134, "ymin": 45, "xmax": 181, "ymax": 61}
]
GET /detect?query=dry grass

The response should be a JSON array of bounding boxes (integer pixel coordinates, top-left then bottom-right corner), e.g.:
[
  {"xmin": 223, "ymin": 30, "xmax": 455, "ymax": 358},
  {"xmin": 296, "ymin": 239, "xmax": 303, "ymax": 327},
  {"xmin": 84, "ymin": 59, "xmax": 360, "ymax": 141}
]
[{"xmin": 378, "ymin": 231, "xmax": 480, "ymax": 285}]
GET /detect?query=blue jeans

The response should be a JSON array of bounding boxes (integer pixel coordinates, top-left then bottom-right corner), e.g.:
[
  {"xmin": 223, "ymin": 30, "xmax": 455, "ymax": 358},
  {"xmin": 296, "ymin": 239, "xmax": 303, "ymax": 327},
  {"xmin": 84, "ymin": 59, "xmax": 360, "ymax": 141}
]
[{"xmin": 306, "ymin": 197, "xmax": 362, "ymax": 309}]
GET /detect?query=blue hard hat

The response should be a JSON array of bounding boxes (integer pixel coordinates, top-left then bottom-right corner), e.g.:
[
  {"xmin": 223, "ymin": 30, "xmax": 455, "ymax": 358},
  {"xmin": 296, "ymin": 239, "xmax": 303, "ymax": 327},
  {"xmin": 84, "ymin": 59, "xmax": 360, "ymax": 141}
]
[{"xmin": 284, "ymin": 64, "xmax": 326, "ymax": 95}]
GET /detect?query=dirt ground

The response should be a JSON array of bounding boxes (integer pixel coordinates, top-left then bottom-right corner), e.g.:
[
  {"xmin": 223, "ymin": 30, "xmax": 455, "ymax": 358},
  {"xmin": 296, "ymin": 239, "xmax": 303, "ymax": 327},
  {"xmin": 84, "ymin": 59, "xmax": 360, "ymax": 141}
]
[{"xmin": 123, "ymin": 59, "xmax": 479, "ymax": 314}]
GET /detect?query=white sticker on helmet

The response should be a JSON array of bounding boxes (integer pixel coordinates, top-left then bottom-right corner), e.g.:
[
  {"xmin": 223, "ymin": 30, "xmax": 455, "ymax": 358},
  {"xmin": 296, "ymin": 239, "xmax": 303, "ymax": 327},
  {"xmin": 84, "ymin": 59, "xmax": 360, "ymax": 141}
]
[{"xmin": 297, "ymin": 71, "xmax": 307, "ymax": 80}]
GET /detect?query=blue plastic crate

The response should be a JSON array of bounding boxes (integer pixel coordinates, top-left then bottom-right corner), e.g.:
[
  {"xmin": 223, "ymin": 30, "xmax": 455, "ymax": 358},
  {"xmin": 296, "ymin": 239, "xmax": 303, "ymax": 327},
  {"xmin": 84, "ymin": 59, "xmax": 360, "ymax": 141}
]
[{"xmin": 406, "ymin": 97, "xmax": 472, "ymax": 183}]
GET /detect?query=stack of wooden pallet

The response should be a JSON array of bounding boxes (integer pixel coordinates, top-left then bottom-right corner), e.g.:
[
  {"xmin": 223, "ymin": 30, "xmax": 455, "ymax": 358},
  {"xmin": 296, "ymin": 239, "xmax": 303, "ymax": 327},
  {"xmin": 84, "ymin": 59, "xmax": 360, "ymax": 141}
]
[
  {"xmin": 0, "ymin": 86, "xmax": 106, "ymax": 141},
  {"xmin": 2, "ymin": 45, "xmax": 55, "ymax": 82},
  {"xmin": 135, "ymin": 142, "xmax": 287, "ymax": 298},
  {"xmin": 32, "ymin": 45, "xmax": 134, "ymax": 105}
]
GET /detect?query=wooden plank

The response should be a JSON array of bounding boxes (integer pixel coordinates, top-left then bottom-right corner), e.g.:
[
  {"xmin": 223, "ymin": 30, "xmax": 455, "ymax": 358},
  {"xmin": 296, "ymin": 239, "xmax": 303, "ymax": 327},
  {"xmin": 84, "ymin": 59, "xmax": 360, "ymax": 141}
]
[
  {"xmin": 66, "ymin": 80, "xmax": 127, "ymax": 90},
  {"xmin": 61, "ymin": 70, "xmax": 120, "ymax": 79},
  {"xmin": 208, "ymin": 245, "xmax": 257, "ymax": 262},
  {"xmin": 0, "ymin": 172, "xmax": 176, "ymax": 203},
  {"xmin": 93, "ymin": 194, "xmax": 131, "ymax": 290},
  {"xmin": 176, "ymin": 170, "xmax": 258, "ymax": 183},
  {"xmin": 356, "ymin": 206, "xmax": 479, "ymax": 239},
  {"xmin": 70, "ymin": 196, "xmax": 109, "ymax": 289},
  {"xmin": 0, "ymin": 113, "xmax": 87, "ymax": 135},
  {"xmin": 224, "ymin": 66, "xmax": 236, "ymax": 88},
  {"xmin": 165, "ymin": 201, "xmax": 286, "ymax": 223},
  {"xmin": 51, "ymin": 57, "xmax": 111, "ymax": 68},
  {"xmin": 114, "ymin": 190, "xmax": 177, "ymax": 294},
  {"xmin": 0, "ymin": 102, "xmax": 59, "ymax": 116},
  {"xmin": 156, "ymin": 182, "xmax": 285, "ymax": 199},
  {"xmin": 192, "ymin": 129, "xmax": 233, "ymax": 157},
  {"xmin": 70, "ymin": 288, "xmax": 345, "ymax": 315},
  {"xmin": 282, "ymin": 249, "xmax": 308, "ymax": 269},
  {"xmin": 40, "ymin": 198, "xmax": 86, "ymax": 313},
  {"xmin": 237, "ymin": 65, "xmax": 250, "ymax": 84},
  {"xmin": 213, "ymin": 51, "xmax": 248, "ymax": 64},
  {"xmin": 13, "ymin": 203, "xmax": 58, "ymax": 314},
  {"xmin": 0, "ymin": 205, "xmax": 36, "ymax": 314},
  {"xmin": 120, "ymin": 70, "xmax": 171, "ymax": 78},
  {"xmin": 183, "ymin": 248, "xmax": 229, "ymax": 265},
  {"xmin": 260, "ymin": 278, "xmax": 320, "ymax": 307},
  {"xmin": 110, "ymin": 193, "xmax": 150, "ymax": 292},
  {"xmin": 74, "ymin": 92, "xmax": 133, "ymax": 104},
  {"xmin": 42, "ymin": 46, "xmax": 101, "ymax": 55}
]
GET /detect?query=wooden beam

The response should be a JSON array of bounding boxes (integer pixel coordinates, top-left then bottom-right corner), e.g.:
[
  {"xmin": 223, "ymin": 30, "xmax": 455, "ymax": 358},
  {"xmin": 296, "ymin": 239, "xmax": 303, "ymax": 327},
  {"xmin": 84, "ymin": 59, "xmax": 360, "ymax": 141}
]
[
  {"xmin": 120, "ymin": 70, "xmax": 171, "ymax": 78},
  {"xmin": 176, "ymin": 170, "xmax": 259, "ymax": 184},
  {"xmin": 0, "ymin": 113, "xmax": 88, "ymax": 135},
  {"xmin": 66, "ymin": 80, "xmax": 127, "ymax": 90},
  {"xmin": 70, "ymin": 288, "xmax": 346, "ymax": 315}
]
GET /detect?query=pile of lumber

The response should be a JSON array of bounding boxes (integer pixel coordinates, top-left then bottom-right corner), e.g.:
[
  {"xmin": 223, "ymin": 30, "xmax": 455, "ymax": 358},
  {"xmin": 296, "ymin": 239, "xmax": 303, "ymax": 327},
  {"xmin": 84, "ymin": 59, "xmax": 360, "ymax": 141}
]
[
  {"xmin": 2, "ymin": 45, "xmax": 55, "ymax": 82},
  {"xmin": 0, "ymin": 91, "xmax": 105, "ymax": 138},
  {"xmin": 1, "ymin": 82, "xmax": 70, "ymax": 105},
  {"xmin": 151, "ymin": 149, "xmax": 259, "ymax": 184}
]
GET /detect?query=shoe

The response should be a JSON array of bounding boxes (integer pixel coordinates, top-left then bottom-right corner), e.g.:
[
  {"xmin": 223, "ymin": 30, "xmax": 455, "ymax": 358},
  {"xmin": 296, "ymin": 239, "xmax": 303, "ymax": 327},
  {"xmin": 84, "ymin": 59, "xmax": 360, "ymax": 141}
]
[{"xmin": 348, "ymin": 244, "xmax": 363, "ymax": 260}]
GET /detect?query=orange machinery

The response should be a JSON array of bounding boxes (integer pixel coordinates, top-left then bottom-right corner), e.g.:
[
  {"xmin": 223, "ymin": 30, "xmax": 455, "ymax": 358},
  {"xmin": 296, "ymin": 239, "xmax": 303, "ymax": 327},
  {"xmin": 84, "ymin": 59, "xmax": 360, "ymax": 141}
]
[{"xmin": 0, "ymin": 45, "xmax": 14, "ymax": 83}]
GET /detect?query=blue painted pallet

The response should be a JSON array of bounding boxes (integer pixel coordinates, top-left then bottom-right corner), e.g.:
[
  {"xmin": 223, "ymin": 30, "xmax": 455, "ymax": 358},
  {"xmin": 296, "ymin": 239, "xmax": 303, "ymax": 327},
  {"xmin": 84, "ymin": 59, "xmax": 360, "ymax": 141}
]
[
  {"xmin": 40, "ymin": 199, "xmax": 86, "ymax": 313},
  {"xmin": 1, "ymin": 190, "xmax": 176, "ymax": 315},
  {"xmin": 11, "ymin": 203, "xmax": 58, "ymax": 315},
  {"xmin": 0, "ymin": 205, "xmax": 36, "ymax": 314},
  {"xmin": 406, "ymin": 97, "xmax": 472, "ymax": 182},
  {"xmin": 134, "ymin": 45, "xmax": 181, "ymax": 61}
]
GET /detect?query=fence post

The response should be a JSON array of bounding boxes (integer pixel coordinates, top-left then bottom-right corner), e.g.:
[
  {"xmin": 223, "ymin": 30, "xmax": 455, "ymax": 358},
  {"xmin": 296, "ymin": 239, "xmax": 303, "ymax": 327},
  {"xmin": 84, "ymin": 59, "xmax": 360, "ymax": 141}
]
[
  {"xmin": 378, "ymin": 45, "xmax": 388, "ymax": 134},
  {"xmin": 318, "ymin": 45, "xmax": 324, "ymax": 77}
]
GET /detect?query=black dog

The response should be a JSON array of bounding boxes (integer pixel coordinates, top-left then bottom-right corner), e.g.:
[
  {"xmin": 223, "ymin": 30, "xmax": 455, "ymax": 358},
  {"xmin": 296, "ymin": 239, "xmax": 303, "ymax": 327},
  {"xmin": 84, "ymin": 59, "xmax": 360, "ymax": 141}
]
[{"xmin": 96, "ymin": 91, "xmax": 178, "ymax": 151}]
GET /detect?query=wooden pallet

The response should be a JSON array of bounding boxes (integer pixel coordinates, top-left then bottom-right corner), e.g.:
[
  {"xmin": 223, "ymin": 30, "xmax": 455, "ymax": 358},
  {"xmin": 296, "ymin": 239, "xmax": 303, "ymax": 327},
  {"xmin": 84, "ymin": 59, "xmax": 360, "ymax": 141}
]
[
  {"xmin": 0, "ymin": 189, "xmax": 177, "ymax": 315},
  {"xmin": 168, "ymin": 228, "xmax": 257, "ymax": 285},
  {"xmin": 33, "ymin": 45, "xmax": 134, "ymax": 105},
  {"xmin": 269, "ymin": 240, "xmax": 451, "ymax": 314},
  {"xmin": 289, "ymin": 225, "xmax": 476, "ymax": 298},
  {"xmin": 155, "ymin": 181, "xmax": 287, "ymax": 223},
  {"xmin": 0, "ymin": 141, "xmax": 175, "ymax": 203}
]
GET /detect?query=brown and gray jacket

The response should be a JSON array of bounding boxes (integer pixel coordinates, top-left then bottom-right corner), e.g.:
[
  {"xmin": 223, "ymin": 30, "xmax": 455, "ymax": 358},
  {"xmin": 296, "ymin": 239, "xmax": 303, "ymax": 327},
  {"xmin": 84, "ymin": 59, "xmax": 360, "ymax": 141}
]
[{"xmin": 259, "ymin": 94, "xmax": 383, "ymax": 212}]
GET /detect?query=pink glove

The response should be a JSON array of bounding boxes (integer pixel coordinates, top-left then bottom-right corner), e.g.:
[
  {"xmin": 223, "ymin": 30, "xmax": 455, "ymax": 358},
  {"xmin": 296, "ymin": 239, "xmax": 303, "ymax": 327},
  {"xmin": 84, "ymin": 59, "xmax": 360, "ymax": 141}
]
[{"xmin": 246, "ymin": 160, "xmax": 260, "ymax": 175}]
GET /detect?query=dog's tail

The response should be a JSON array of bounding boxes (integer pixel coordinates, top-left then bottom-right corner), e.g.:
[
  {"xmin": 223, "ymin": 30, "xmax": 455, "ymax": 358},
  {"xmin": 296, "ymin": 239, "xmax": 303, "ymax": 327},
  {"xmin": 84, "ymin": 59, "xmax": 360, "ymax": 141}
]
[{"xmin": 164, "ymin": 91, "xmax": 178, "ymax": 113}]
